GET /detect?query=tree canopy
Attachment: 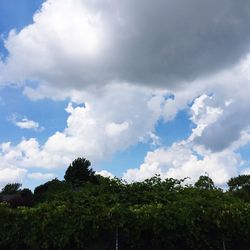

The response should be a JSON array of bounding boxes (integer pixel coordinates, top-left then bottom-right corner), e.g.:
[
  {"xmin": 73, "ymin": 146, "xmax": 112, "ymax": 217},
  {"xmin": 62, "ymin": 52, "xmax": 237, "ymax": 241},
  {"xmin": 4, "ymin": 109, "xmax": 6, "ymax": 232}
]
[
  {"xmin": 1, "ymin": 158, "xmax": 250, "ymax": 249},
  {"xmin": 1, "ymin": 183, "xmax": 22, "ymax": 195},
  {"xmin": 194, "ymin": 175, "xmax": 215, "ymax": 190},
  {"xmin": 227, "ymin": 174, "xmax": 250, "ymax": 202},
  {"xmin": 64, "ymin": 157, "xmax": 96, "ymax": 185}
]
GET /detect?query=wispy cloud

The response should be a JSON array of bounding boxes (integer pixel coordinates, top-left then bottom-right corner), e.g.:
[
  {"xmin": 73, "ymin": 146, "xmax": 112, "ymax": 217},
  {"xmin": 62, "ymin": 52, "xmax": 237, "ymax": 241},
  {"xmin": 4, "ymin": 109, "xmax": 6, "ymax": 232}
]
[{"xmin": 9, "ymin": 114, "xmax": 44, "ymax": 132}]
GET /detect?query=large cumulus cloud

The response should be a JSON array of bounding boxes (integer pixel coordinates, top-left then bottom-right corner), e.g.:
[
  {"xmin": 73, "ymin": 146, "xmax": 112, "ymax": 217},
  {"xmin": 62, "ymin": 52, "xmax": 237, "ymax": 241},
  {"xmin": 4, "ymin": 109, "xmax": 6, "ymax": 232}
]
[
  {"xmin": 123, "ymin": 93, "xmax": 250, "ymax": 185},
  {"xmin": 1, "ymin": 0, "xmax": 250, "ymax": 92},
  {"xmin": 190, "ymin": 58, "xmax": 250, "ymax": 152},
  {"xmin": 0, "ymin": 84, "xmax": 166, "ymax": 169}
]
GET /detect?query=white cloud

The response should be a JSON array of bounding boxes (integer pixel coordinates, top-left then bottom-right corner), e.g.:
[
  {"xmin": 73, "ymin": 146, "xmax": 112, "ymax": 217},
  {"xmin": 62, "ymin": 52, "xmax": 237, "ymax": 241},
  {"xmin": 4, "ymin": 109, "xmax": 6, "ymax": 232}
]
[
  {"xmin": 241, "ymin": 168, "xmax": 250, "ymax": 175},
  {"xmin": 123, "ymin": 88, "xmax": 250, "ymax": 185},
  {"xmin": 0, "ymin": 168, "xmax": 27, "ymax": 189},
  {"xmin": 27, "ymin": 172, "xmax": 55, "ymax": 181},
  {"xmin": 167, "ymin": 146, "xmax": 240, "ymax": 185},
  {"xmin": 96, "ymin": 170, "xmax": 114, "ymax": 178},
  {"xmin": 16, "ymin": 118, "xmax": 42, "ymax": 130},
  {"xmin": 0, "ymin": 84, "xmax": 168, "ymax": 170},
  {"xmin": 106, "ymin": 122, "xmax": 129, "ymax": 137},
  {"xmin": 123, "ymin": 140, "xmax": 242, "ymax": 186},
  {"xmin": 9, "ymin": 114, "xmax": 44, "ymax": 131},
  {"xmin": 189, "ymin": 57, "xmax": 250, "ymax": 152},
  {"xmin": 0, "ymin": 138, "xmax": 70, "ymax": 169},
  {"xmin": 188, "ymin": 94, "xmax": 224, "ymax": 141},
  {"xmin": 2, "ymin": 0, "xmax": 250, "ymax": 94}
]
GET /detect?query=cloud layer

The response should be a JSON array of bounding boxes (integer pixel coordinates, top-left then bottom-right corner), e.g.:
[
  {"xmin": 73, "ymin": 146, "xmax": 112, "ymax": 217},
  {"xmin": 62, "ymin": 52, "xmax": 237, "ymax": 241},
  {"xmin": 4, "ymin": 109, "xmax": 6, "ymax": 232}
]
[{"xmin": 1, "ymin": 0, "xmax": 250, "ymax": 93}]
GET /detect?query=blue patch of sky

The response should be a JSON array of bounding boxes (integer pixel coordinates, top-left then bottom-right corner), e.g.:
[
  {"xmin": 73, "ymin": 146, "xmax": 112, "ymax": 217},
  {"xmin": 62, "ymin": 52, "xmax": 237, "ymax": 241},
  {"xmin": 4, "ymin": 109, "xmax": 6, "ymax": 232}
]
[
  {"xmin": 236, "ymin": 143, "xmax": 250, "ymax": 172},
  {"xmin": 0, "ymin": 0, "xmax": 45, "ymax": 58},
  {"xmin": 0, "ymin": 86, "xmax": 69, "ymax": 144},
  {"xmin": 237, "ymin": 143, "xmax": 250, "ymax": 160},
  {"xmin": 157, "ymin": 110, "xmax": 193, "ymax": 147}
]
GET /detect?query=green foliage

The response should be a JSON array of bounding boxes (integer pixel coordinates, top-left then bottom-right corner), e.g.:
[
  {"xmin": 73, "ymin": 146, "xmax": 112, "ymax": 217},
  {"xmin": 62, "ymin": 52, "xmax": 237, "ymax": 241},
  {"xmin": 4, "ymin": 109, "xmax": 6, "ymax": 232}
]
[
  {"xmin": 34, "ymin": 178, "xmax": 71, "ymax": 203},
  {"xmin": 228, "ymin": 174, "xmax": 250, "ymax": 202},
  {"xmin": 0, "ymin": 184, "xmax": 250, "ymax": 249},
  {"xmin": 1, "ymin": 183, "xmax": 22, "ymax": 195},
  {"xmin": 228, "ymin": 174, "xmax": 250, "ymax": 191},
  {"xmin": 20, "ymin": 188, "xmax": 33, "ymax": 198},
  {"xmin": 1, "ymin": 158, "xmax": 250, "ymax": 249},
  {"xmin": 0, "ymin": 185, "xmax": 34, "ymax": 208},
  {"xmin": 64, "ymin": 157, "xmax": 96, "ymax": 185},
  {"xmin": 194, "ymin": 175, "xmax": 215, "ymax": 190}
]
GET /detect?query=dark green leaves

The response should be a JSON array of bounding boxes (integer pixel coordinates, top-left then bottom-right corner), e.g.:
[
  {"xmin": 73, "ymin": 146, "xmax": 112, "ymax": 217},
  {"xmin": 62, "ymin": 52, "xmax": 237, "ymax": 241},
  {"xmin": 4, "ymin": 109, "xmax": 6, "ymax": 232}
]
[{"xmin": 64, "ymin": 157, "xmax": 96, "ymax": 186}]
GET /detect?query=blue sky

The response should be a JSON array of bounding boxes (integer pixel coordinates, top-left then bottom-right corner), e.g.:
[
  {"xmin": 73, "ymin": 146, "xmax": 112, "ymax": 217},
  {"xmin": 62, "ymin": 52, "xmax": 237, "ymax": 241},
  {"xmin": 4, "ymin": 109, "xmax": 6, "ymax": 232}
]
[{"xmin": 1, "ymin": 0, "xmax": 250, "ymax": 190}]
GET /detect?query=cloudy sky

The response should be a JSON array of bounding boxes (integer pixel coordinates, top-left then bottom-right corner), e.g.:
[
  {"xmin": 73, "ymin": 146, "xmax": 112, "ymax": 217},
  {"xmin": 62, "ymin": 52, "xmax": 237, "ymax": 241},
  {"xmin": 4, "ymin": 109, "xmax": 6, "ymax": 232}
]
[{"xmin": 1, "ymin": 0, "xmax": 250, "ymax": 189}]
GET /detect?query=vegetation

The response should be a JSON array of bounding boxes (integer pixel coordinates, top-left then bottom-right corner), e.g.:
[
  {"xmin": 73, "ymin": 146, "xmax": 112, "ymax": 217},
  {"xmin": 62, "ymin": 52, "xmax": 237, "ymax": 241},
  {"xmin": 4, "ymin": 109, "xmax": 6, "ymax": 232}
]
[
  {"xmin": 1, "ymin": 183, "xmax": 22, "ymax": 195},
  {"xmin": 64, "ymin": 157, "xmax": 96, "ymax": 186},
  {"xmin": 0, "ymin": 158, "xmax": 250, "ymax": 249}
]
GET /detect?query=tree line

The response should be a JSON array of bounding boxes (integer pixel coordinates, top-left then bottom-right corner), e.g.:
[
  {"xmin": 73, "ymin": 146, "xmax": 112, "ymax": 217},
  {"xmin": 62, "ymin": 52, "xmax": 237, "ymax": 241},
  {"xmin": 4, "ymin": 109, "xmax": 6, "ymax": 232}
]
[{"xmin": 0, "ymin": 157, "xmax": 250, "ymax": 249}]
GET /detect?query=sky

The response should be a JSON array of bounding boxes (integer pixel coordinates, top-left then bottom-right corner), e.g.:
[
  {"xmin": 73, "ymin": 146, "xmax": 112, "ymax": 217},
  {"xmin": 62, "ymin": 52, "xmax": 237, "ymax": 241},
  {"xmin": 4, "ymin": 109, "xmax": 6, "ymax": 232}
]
[{"xmin": 1, "ymin": 0, "xmax": 250, "ymax": 190}]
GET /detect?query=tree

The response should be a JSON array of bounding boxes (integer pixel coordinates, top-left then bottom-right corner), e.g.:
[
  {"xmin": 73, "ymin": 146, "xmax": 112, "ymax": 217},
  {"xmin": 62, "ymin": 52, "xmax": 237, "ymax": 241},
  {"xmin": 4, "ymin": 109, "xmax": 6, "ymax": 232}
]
[
  {"xmin": 1, "ymin": 183, "xmax": 22, "ymax": 195},
  {"xmin": 20, "ymin": 188, "xmax": 34, "ymax": 206},
  {"xmin": 64, "ymin": 158, "xmax": 96, "ymax": 185},
  {"xmin": 227, "ymin": 175, "xmax": 250, "ymax": 191},
  {"xmin": 34, "ymin": 178, "xmax": 70, "ymax": 203},
  {"xmin": 227, "ymin": 175, "xmax": 250, "ymax": 202},
  {"xmin": 194, "ymin": 175, "xmax": 215, "ymax": 190},
  {"xmin": 0, "ymin": 185, "xmax": 33, "ymax": 207}
]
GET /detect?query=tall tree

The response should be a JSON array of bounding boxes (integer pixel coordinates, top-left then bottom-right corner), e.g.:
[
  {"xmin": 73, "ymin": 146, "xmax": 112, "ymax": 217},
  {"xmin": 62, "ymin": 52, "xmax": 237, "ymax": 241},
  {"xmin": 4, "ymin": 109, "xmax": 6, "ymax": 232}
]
[
  {"xmin": 64, "ymin": 158, "xmax": 96, "ymax": 185},
  {"xmin": 194, "ymin": 175, "xmax": 215, "ymax": 190}
]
